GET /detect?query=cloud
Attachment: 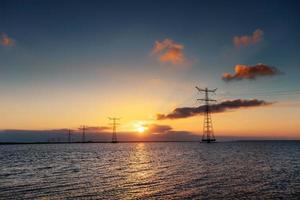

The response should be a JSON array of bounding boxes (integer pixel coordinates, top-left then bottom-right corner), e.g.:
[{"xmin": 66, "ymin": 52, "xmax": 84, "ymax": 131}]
[
  {"xmin": 1, "ymin": 33, "xmax": 15, "ymax": 47},
  {"xmin": 0, "ymin": 126, "xmax": 201, "ymax": 142},
  {"xmin": 138, "ymin": 123, "xmax": 200, "ymax": 141},
  {"xmin": 145, "ymin": 124, "xmax": 172, "ymax": 134},
  {"xmin": 157, "ymin": 99, "xmax": 272, "ymax": 120},
  {"xmin": 152, "ymin": 38, "xmax": 185, "ymax": 65},
  {"xmin": 222, "ymin": 63, "xmax": 281, "ymax": 81},
  {"xmin": 78, "ymin": 126, "xmax": 110, "ymax": 132},
  {"xmin": 233, "ymin": 29, "xmax": 263, "ymax": 47}
]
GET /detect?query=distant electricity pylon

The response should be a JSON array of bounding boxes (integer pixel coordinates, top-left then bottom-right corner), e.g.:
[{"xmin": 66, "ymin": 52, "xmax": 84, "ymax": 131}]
[
  {"xmin": 108, "ymin": 117, "xmax": 120, "ymax": 143},
  {"xmin": 196, "ymin": 86, "xmax": 217, "ymax": 143},
  {"xmin": 68, "ymin": 129, "xmax": 72, "ymax": 143},
  {"xmin": 80, "ymin": 125, "xmax": 86, "ymax": 143}
]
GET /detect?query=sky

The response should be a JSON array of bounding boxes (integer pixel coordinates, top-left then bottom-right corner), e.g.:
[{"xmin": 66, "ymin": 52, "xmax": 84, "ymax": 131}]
[{"xmin": 0, "ymin": 0, "xmax": 300, "ymax": 141}]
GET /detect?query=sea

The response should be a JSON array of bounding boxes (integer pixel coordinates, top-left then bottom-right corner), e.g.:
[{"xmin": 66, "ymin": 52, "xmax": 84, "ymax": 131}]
[{"xmin": 0, "ymin": 141, "xmax": 299, "ymax": 200}]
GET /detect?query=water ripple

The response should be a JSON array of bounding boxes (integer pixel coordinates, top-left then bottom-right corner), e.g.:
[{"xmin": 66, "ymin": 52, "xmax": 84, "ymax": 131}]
[{"xmin": 0, "ymin": 141, "xmax": 299, "ymax": 199}]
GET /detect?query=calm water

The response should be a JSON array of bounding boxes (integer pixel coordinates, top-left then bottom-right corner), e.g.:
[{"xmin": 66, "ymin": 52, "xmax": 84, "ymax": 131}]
[{"xmin": 0, "ymin": 141, "xmax": 299, "ymax": 200}]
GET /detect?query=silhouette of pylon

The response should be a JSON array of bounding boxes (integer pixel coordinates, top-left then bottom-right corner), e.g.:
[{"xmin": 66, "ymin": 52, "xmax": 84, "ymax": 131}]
[
  {"xmin": 196, "ymin": 86, "xmax": 217, "ymax": 143},
  {"xmin": 108, "ymin": 117, "xmax": 120, "ymax": 143}
]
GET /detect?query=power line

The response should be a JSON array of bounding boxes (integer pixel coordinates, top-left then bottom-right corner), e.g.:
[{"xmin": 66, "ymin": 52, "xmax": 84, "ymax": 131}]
[
  {"xmin": 173, "ymin": 88, "xmax": 300, "ymax": 112},
  {"xmin": 219, "ymin": 89, "xmax": 300, "ymax": 97}
]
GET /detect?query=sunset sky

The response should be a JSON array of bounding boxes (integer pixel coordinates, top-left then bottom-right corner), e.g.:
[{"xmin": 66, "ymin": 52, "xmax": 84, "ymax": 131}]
[{"xmin": 0, "ymin": 0, "xmax": 300, "ymax": 141}]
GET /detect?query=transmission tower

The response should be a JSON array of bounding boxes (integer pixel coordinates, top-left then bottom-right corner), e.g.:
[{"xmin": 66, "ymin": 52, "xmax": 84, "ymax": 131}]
[
  {"xmin": 68, "ymin": 129, "xmax": 72, "ymax": 143},
  {"xmin": 109, "ymin": 117, "xmax": 120, "ymax": 143},
  {"xmin": 80, "ymin": 125, "xmax": 86, "ymax": 143},
  {"xmin": 196, "ymin": 86, "xmax": 217, "ymax": 143}
]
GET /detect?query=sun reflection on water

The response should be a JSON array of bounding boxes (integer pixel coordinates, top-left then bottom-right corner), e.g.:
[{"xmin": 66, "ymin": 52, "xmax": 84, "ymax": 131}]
[{"xmin": 124, "ymin": 143, "xmax": 156, "ymax": 199}]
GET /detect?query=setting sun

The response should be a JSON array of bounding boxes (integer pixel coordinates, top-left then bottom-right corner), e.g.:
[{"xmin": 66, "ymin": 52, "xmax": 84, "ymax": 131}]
[
  {"xmin": 134, "ymin": 122, "xmax": 148, "ymax": 133},
  {"xmin": 137, "ymin": 126, "xmax": 146, "ymax": 133}
]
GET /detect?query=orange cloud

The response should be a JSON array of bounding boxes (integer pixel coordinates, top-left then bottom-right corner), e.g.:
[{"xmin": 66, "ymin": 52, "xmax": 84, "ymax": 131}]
[
  {"xmin": 152, "ymin": 38, "xmax": 185, "ymax": 64},
  {"xmin": 233, "ymin": 29, "xmax": 263, "ymax": 47},
  {"xmin": 222, "ymin": 63, "xmax": 281, "ymax": 81},
  {"xmin": 1, "ymin": 33, "xmax": 15, "ymax": 47}
]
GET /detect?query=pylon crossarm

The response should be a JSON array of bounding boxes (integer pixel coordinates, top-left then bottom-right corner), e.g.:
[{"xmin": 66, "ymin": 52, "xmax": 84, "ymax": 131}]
[{"xmin": 196, "ymin": 86, "xmax": 217, "ymax": 93}]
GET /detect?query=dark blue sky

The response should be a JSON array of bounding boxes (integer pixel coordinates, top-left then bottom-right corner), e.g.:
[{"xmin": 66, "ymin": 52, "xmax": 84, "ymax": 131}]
[{"xmin": 1, "ymin": 0, "xmax": 299, "ymax": 80}]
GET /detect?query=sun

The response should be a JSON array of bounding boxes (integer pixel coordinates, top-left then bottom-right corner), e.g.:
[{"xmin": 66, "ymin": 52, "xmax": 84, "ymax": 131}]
[
  {"xmin": 137, "ymin": 126, "xmax": 146, "ymax": 133},
  {"xmin": 134, "ymin": 122, "xmax": 148, "ymax": 133}
]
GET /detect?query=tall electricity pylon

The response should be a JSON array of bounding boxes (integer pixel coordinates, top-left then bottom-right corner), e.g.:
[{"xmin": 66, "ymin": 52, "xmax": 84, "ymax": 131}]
[
  {"xmin": 80, "ymin": 125, "xmax": 86, "ymax": 143},
  {"xmin": 109, "ymin": 117, "xmax": 120, "ymax": 143},
  {"xmin": 196, "ymin": 86, "xmax": 217, "ymax": 143}
]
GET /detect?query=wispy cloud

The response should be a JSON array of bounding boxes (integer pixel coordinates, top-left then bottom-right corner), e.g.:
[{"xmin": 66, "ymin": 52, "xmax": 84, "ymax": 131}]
[
  {"xmin": 1, "ymin": 33, "xmax": 15, "ymax": 47},
  {"xmin": 152, "ymin": 38, "xmax": 185, "ymax": 65},
  {"xmin": 78, "ymin": 126, "xmax": 110, "ymax": 132},
  {"xmin": 222, "ymin": 63, "xmax": 281, "ymax": 81},
  {"xmin": 157, "ymin": 99, "xmax": 272, "ymax": 120},
  {"xmin": 233, "ymin": 29, "xmax": 263, "ymax": 47}
]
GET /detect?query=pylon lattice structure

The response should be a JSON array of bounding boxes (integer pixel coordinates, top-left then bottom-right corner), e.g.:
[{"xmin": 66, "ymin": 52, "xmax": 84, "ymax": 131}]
[
  {"xmin": 196, "ymin": 86, "xmax": 217, "ymax": 143},
  {"xmin": 109, "ymin": 117, "xmax": 120, "ymax": 143}
]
